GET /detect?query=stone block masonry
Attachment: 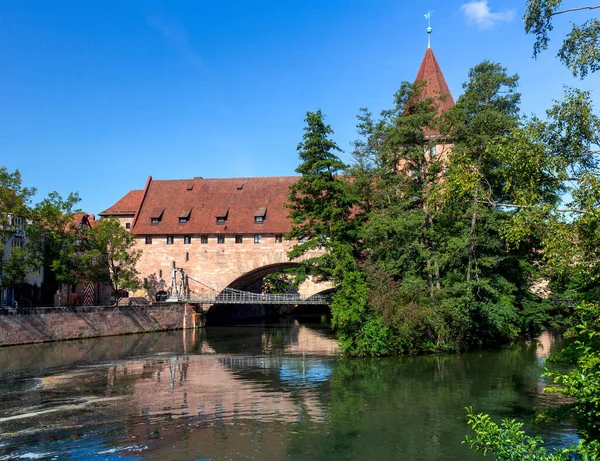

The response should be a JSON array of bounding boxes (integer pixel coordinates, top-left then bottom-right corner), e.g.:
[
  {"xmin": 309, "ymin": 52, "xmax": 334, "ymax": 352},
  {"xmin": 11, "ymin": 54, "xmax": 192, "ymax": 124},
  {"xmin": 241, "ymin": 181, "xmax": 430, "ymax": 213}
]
[{"xmin": 0, "ymin": 304, "xmax": 204, "ymax": 347}]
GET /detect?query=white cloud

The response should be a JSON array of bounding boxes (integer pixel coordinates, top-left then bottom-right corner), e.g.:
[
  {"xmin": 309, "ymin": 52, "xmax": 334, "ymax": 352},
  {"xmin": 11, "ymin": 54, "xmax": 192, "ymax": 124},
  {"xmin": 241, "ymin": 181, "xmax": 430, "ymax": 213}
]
[{"xmin": 460, "ymin": 1, "xmax": 515, "ymax": 29}]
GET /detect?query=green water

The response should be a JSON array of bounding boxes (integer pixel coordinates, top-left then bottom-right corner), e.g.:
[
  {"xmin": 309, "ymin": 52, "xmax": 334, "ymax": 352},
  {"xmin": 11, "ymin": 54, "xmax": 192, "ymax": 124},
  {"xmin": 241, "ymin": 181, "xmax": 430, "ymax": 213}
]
[{"xmin": 0, "ymin": 323, "xmax": 575, "ymax": 460}]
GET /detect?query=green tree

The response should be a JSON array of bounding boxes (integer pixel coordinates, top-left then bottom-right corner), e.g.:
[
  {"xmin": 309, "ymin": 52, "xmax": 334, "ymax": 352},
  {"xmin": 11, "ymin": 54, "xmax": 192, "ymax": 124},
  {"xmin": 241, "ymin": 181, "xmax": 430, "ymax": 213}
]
[
  {"xmin": 262, "ymin": 271, "xmax": 300, "ymax": 294},
  {"xmin": 82, "ymin": 218, "xmax": 141, "ymax": 304},
  {"xmin": 0, "ymin": 167, "xmax": 36, "ymax": 302},
  {"xmin": 334, "ymin": 65, "xmax": 541, "ymax": 356},
  {"xmin": 286, "ymin": 109, "xmax": 352, "ymax": 280},
  {"xmin": 524, "ymin": 1, "xmax": 600, "ymax": 78},
  {"xmin": 340, "ymin": 81, "xmax": 451, "ymax": 354},
  {"xmin": 466, "ymin": 3, "xmax": 600, "ymax": 458},
  {"xmin": 26, "ymin": 191, "xmax": 82, "ymax": 305}
]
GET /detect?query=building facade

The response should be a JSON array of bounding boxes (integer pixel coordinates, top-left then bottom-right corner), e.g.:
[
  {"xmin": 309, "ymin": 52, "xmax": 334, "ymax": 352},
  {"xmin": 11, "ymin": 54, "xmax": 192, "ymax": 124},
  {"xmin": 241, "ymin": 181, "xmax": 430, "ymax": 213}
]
[{"xmin": 100, "ymin": 47, "xmax": 454, "ymax": 301}]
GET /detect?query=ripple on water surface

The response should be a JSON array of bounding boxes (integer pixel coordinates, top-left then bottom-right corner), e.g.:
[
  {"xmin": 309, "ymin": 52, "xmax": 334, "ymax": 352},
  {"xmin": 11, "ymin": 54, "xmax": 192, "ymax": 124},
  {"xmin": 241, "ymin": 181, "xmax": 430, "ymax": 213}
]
[{"xmin": 0, "ymin": 326, "xmax": 578, "ymax": 460}]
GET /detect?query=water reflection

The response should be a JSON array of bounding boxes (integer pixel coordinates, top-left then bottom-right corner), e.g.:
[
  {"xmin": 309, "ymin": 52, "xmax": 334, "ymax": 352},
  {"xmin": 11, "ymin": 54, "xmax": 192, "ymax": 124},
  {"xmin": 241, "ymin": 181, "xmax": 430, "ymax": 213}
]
[{"xmin": 0, "ymin": 326, "xmax": 575, "ymax": 461}]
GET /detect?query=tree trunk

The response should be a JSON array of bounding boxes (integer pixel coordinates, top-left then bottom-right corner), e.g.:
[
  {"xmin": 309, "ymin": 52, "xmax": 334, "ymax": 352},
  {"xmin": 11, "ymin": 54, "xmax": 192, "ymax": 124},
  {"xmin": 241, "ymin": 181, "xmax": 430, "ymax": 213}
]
[{"xmin": 466, "ymin": 184, "xmax": 479, "ymax": 290}]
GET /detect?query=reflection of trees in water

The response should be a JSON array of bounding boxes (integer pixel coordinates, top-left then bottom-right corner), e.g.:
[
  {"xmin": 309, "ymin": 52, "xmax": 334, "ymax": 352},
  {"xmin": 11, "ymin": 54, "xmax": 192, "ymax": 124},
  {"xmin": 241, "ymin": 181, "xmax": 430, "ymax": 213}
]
[{"xmin": 286, "ymin": 341, "xmax": 572, "ymax": 461}]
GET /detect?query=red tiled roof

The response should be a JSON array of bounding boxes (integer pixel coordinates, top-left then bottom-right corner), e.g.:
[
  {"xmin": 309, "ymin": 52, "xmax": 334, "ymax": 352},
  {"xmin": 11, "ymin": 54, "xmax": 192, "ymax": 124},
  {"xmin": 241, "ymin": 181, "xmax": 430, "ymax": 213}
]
[
  {"xmin": 414, "ymin": 48, "xmax": 455, "ymax": 115},
  {"xmin": 64, "ymin": 212, "xmax": 94, "ymax": 231},
  {"xmin": 99, "ymin": 190, "xmax": 143, "ymax": 216},
  {"xmin": 130, "ymin": 176, "xmax": 298, "ymax": 235}
]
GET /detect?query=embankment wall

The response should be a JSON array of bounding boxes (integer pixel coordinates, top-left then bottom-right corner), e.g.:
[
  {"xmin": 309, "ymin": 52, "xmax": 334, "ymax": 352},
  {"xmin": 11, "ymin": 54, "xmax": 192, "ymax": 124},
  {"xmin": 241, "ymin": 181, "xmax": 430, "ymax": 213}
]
[{"xmin": 0, "ymin": 304, "xmax": 203, "ymax": 347}]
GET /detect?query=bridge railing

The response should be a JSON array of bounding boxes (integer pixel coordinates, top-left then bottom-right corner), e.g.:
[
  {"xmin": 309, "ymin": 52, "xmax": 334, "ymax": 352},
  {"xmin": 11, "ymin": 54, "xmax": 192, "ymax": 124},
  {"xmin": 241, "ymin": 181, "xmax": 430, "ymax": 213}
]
[{"xmin": 182, "ymin": 292, "xmax": 330, "ymax": 305}]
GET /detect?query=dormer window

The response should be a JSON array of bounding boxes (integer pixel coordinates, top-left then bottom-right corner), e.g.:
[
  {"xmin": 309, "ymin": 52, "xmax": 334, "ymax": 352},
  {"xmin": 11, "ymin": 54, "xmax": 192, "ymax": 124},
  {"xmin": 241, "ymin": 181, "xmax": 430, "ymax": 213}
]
[
  {"xmin": 150, "ymin": 208, "xmax": 165, "ymax": 224},
  {"xmin": 179, "ymin": 208, "xmax": 192, "ymax": 224},
  {"xmin": 216, "ymin": 208, "xmax": 229, "ymax": 224},
  {"xmin": 254, "ymin": 207, "xmax": 266, "ymax": 223}
]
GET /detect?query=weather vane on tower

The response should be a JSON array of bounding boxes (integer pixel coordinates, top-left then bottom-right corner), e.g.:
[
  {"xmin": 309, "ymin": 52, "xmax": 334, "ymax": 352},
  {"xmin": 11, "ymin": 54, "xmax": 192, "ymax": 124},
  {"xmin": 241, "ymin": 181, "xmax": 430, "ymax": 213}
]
[{"xmin": 425, "ymin": 10, "xmax": 433, "ymax": 48}]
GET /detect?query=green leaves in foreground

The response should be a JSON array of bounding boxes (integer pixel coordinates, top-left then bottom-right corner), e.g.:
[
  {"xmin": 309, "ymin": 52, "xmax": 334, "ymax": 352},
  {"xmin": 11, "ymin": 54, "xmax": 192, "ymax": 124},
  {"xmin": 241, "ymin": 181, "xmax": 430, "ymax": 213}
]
[
  {"xmin": 464, "ymin": 407, "xmax": 565, "ymax": 460},
  {"xmin": 465, "ymin": 304, "xmax": 600, "ymax": 460},
  {"xmin": 465, "ymin": 406, "xmax": 600, "ymax": 460}
]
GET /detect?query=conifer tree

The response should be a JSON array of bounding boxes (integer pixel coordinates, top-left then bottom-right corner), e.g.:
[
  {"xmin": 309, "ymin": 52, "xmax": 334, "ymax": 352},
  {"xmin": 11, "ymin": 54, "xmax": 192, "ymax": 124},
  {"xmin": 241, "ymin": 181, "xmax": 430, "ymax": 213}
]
[{"xmin": 286, "ymin": 110, "xmax": 351, "ymax": 280}]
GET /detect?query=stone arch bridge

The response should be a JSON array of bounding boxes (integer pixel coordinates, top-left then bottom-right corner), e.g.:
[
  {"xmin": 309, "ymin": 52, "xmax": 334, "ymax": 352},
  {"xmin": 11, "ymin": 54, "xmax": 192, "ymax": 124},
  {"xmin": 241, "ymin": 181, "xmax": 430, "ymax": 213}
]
[{"xmin": 134, "ymin": 238, "xmax": 332, "ymax": 302}]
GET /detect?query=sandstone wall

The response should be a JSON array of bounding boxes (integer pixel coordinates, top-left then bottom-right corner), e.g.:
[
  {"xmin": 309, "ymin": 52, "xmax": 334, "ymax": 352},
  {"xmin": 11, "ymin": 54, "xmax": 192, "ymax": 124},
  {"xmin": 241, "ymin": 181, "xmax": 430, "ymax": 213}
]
[
  {"xmin": 0, "ymin": 304, "xmax": 202, "ymax": 347},
  {"xmin": 132, "ymin": 235, "xmax": 331, "ymax": 297}
]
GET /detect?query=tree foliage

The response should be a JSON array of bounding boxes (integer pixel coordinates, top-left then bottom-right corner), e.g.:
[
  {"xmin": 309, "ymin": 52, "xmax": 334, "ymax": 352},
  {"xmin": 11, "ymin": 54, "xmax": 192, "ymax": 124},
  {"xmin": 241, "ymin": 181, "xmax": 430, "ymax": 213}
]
[
  {"xmin": 524, "ymin": 1, "xmax": 600, "ymax": 78},
  {"xmin": 465, "ymin": 2, "xmax": 600, "ymax": 458},
  {"xmin": 26, "ymin": 191, "xmax": 82, "ymax": 305},
  {"xmin": 0, "ymin": 167, "xmax": 36, "ymax": 294},
  {"xmin": 286, "ymin": 109, "xmax": 352, "ymax": 280},
  {"xmin": 312, "ymin": 63, "xmax": 548, "ymax": 356},
  {"xmin": 82, "ymin": 218, "xmax": 141, "ymax": 303}
]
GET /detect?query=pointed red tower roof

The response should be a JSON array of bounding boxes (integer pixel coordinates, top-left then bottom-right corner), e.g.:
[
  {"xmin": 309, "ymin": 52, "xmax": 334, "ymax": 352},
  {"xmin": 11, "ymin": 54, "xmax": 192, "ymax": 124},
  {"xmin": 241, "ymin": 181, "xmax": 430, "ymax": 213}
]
[{"xmin": 414, "ymin": 48, "xmax": 455, "ymax": 114}]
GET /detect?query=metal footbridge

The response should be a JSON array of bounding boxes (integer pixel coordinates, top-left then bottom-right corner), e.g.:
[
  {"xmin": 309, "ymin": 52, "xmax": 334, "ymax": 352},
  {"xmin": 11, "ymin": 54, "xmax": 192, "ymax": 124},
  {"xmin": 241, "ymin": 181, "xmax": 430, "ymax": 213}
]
[{"xmin": 165, "ymin": 266, "xmax": 330, "ymax": 305}]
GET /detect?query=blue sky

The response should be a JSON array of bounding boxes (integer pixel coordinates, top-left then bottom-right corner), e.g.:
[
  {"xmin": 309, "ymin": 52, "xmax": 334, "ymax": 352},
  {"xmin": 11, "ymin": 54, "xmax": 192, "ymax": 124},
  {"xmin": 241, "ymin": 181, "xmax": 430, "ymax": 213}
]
[{"xmin": 1, "ymin": 0, "xmax": 598, "ymax": 214}]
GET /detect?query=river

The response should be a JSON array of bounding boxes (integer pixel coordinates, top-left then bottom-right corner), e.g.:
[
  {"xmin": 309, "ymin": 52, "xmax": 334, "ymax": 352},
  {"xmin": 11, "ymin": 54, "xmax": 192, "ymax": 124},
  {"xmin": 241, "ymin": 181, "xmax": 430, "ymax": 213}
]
[{"xmin": 0, "ymin": 322, "xmax": 576, "ymax": 460}]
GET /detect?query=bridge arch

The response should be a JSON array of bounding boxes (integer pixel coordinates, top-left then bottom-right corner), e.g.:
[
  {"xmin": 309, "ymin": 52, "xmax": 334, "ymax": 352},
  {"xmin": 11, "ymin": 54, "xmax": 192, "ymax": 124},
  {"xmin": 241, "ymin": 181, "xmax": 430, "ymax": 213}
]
[{"xmin": 226, "ymin": 262, "xmax": 300, "ymax": 291}]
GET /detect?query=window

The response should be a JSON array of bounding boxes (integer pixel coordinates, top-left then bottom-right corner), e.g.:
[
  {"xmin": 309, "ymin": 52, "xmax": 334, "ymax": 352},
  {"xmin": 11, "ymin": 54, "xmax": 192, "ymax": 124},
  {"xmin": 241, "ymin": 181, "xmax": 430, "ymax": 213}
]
[
  {"xmin": 275, "ymin": 234, "xmax": 283, "ymax": 243},
  {"xmin": 216, "ymin": 208, "xmax": 229, "ymax": 225},
  {"xmin": 254, "ymin": 234, "xmax": 262, "ymax": 244},
  {"xmin": 298, "ymin": 235, "xmax": 306, "ymax": 243},
  {"xmin": 167, "ymin": 236, "xmax": 174, "ymax": 245},
  {"xmin": 184, "ymin": 236, "xmax": 191, "ymax": 244},
  {"xmin": 185, "ymin": 252, "xmax": 189, "ymax": 262},
  {"xmin": 150, "ymin": 208, "xmax": 165, "ymax": 224},
  {"xmin": 201, "ymin": 235, "xmax": 208, "ymax": 244},
  {"xmin": 429, "ymin": 145, "xmax": 437, "ymax": 157},
  {"xmin": 254, "ymin": 207, "xmax": 266, "ymax": 223},
  {"xmin": 217, "ymin": 235, "xmax": 225, "ymax": 244},
  {"xmin": 145, "ymin": 236, "xmax": 152, "ymax": 245},
  {"xmin": 125, "ymin": 223, "xmax": 131, "ymax": 229},
  {"xmin": 179, "ymin": 208, "xmax": 192, "ymax": 223},
  {"xmin": 235, "ymin": 235, "xmax": 243, "ymax": 244},
  {"xmin": 159, "ymin": 269, "xmax": 163, "ymax": 278}
]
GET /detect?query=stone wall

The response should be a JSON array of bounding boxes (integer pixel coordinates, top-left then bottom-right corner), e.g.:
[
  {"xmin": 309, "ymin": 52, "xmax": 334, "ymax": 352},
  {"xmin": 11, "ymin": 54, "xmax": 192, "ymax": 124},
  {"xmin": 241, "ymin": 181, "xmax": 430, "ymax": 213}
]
[
  {"xmin": 0, "ymin": 304, "xmax": 203, "ymax": 347},
  {"xmin": 131, "ymin": 234, "xmax": 332, "ymax": 298}
]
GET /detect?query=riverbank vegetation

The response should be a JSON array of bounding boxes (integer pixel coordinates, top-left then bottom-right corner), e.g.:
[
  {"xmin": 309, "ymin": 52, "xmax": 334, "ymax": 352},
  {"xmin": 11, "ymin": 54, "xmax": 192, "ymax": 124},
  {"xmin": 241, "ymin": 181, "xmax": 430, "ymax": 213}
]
[
  {"xmin": 464, "ymin": 2, "xmax": 600, "ymax": 459},
  {"xmin": 287, "ymin": 1, "xmax": 599, "ymax": 359},
  {"xmin": 0, "ymin": 172, "xmax": 140, "ymax": 306}
]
